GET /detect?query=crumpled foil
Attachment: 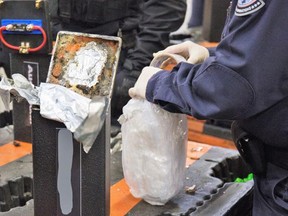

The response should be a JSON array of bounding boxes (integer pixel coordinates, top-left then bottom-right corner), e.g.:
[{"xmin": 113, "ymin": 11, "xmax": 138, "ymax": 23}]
[
  {"xmin": 38, "ymin": 83, "xmax": 90, "ymax": 132},
  {"xmin": 74, "ymin": 96, "xmax": 108, "ymax": 153},
  {"xmin": 63, "ymin": 41, "xmax": 108, "ymax": 88},
  {"xmin": 0, "ymin": 74, "xmax": 107, "ymax": 153},
  {"xmin": 0, "ymin": 74, "xmax": 40, "ymax": 108},
  {"xmin": 0, "ymin": 78, "xmax": 12, "ymax": 111}
]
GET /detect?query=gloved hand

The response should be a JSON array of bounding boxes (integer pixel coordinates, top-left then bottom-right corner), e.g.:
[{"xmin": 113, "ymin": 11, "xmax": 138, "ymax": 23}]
[
  {"xmin": 155, "ymin": 41, "xmax": 209, "ymax": 64},
  {"xmin": 111, "ymin": 68, "xmax": 138, "ymax": 123},
  {"xmin": 129, "ymin": 66, "xmax": 161, "ymax": 99}
]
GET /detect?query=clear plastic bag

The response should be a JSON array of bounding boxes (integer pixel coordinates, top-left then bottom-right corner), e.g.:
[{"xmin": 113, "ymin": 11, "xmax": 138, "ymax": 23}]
[{"xmin": 119, "ymin": 98, "xmax": 187, "ymax": 205}]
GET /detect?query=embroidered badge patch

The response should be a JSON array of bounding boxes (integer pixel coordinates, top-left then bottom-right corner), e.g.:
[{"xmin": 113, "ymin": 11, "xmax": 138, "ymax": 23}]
[{"xmin": 235, "ymin": 0, "xmax": 265, "ymax": 16}]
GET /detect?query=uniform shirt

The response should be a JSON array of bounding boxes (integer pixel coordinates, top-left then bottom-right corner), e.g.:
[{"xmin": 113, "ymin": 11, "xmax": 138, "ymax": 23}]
[{"xmin": 146, "ymin": 0, "xmax": 288, "ymax": 122}]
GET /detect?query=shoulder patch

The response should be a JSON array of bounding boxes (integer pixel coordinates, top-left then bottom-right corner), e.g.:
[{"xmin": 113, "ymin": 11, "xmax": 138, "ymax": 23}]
[{"xmin": 235, "ymin": 0, "xmax": 265, "ymax": 16}]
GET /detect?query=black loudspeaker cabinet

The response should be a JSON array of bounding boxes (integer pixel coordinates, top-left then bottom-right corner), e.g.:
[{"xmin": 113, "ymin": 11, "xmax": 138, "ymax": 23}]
[{"xmin": 10, "ymin": 53, "xmax": 51, "ymax": 143}]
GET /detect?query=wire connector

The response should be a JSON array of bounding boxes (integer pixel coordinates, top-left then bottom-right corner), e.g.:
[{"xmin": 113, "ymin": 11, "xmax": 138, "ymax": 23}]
[
  {"xmin": 19, "ymin": 42, "xmax": 30, "ymax": 54},
  {"xmin": 35, "ymin": 0, "xmax": 42, "ymax": 9}
]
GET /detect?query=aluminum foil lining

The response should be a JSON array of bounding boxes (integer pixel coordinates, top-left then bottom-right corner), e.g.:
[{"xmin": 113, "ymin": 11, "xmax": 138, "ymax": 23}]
[
  {"xmin": 74, "ymin": 96, "xmax": 108, "ymax": 153},
  {"xmin": 63, "ymin": 41, "xmax": 108, "ymax": 88},
  {"xmin": 47, "ymin": 31, "xmax": 122, "ymax": 98},
  {"xmin": 0, "ymin": 77, "xmax": 13, "ymax": 111},
  {"xmin": 38, "ymin": 83, "xmax": 91, "ymax": 133},
  {"xmin": 0, "ymin": 74, "xmax": 108, "ymax": 153},
  {"xmin": 0, "ymin": 74, "xmax": 39, "ymax": 109},
  {"xmin": 39, "ymin": 83, "xmax": 108, "ymax": 153}
]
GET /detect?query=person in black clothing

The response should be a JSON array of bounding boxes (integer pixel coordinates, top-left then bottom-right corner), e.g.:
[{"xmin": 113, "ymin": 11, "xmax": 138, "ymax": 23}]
[{"xmin": 170, "ymin": 0, "xmax": 204, "ymax": 41}]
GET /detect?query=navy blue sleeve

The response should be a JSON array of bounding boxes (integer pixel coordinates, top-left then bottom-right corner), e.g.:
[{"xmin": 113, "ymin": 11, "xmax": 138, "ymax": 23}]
[
  {"xmin": 146, "ymin": 0, "xmax": 288, "ymax": 120},
  {"xmin": 207, "ymin": 47, "xmax": 216, "ymax": 57}
]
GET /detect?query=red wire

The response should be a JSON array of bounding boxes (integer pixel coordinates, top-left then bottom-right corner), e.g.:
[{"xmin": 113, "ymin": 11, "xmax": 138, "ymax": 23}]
[
  {"xmin": 0, "ymin": 25, "xmax": 47, "ymax": 52},
  {"xmin": 0, "ymin": 26, "xmax": 19, "ymax": 50},
  {"xmin": 29, "ymin": 25, "xmax": 47, "ymax": 52}
]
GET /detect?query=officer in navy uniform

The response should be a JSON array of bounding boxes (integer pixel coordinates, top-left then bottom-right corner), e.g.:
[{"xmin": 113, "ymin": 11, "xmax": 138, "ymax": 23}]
[
  {"xmin": 129, "ymin": 0, "xmax": 288, "ymax": 215},
  {"xmin": 49, "ymin": 0, "xmax": 186, "ymax": 127}
]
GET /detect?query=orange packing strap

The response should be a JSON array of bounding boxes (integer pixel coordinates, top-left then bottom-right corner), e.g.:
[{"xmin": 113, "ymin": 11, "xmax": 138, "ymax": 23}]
[{"xmin": 0, "ymin": 141, "xmax": 32, "ymax": 166}]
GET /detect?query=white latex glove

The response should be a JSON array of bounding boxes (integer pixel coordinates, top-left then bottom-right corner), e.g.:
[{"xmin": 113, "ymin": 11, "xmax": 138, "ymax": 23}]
[
  {"xmin": 129, "ymin": 66, "xmax": 161, "ymax": 99},
  {"xmin": 155, "ymin": 41, "xmax": 209, "ymax": 64}
]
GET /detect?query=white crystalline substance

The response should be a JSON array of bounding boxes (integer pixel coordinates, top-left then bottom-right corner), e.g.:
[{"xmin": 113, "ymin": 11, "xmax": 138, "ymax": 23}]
[{"xmin": 63, "ymin": 41, "xmax": 108, "ymax": 87}]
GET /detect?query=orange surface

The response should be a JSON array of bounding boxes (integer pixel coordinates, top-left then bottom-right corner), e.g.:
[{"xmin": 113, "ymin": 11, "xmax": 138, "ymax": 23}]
[
  {"xmin": 188, "ymin": 130, "xmax": 236, "ymax": 150},
  {"xmin": 0, "ymin": 141, "xmax": 32, "ymax": 166},
  {"xmin": 187, "ymin": 116, "xmax": 205, "ymax": 133},
  {"xmin": 199, "ymin": 41, "xmax": 219, "ymax": 48},
  {"xmin": 187, "ymin": 116, "xmax": 236, "ymax": 150},
  {"xmin": 110, "ymin": 141, "xmax": 211, "ymax": 216},
  {"xmin": 110, "ymin": 179, "xmax": 142, "ymax": 216}
]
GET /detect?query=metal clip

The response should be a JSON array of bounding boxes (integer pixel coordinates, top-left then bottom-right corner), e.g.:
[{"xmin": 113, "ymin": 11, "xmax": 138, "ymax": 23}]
[
  {"xmin": 5, "ymin": 24, "xmax": 33, "ymax": 32},
  {"xmin": 26, "ymin": 24, "xmax": 34, "ymax": 31},
  {"xmin": 5, "ymin": 24, "xmax": 13, "ymax": 31},
  {"xmin": 19, "ymin": 42, "xmax": 30, "ymax": 54},
  {"xmin": 35, "ymin": 0, "xmax": 42, "ymax": 9}
]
